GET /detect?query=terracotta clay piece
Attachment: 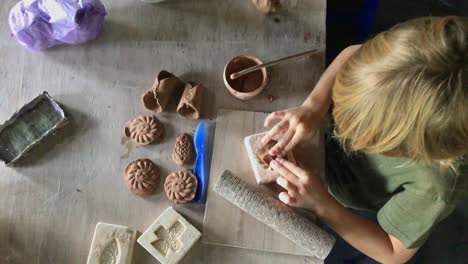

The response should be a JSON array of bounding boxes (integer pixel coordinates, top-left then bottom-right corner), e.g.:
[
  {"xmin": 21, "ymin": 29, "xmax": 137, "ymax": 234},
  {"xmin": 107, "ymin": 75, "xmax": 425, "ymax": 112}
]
[
  {"xmin": 172, "ymin": 133, "xmax": 195, "ymax": 166},
  {"xmin": 257, "ymin": 140, "xmax": 278, "ymax": 168},
  {"xmin": 267, "ymin": 94, "xmax": 276, "ymax": 102},
  {"xmin": 176, "ymin": 83, "xmax": 204, "ymax": 120},
  {"xmin": 164, "ymin": 170, "xmax": 198, "ymax": 204},
  {"xmin": 124, "ymin": 159, "xmax": 160, "ymax": 195},
  {"xmin": 142, "ymin": 70, "xmax": 185, "ymax": 112},
  {"xmin": 244, "ymin": 132, "xmax": 296, "ymax": 184},
  {"xmin": 252, "ymin": 0, "xmax": 281, "ymax": 14},
  {"xmin": 257, "ymin": 139, "xmax": 291, "ymax": 169},
  {"xmin": 124, "ymin": 115, "xmax": 163, "ymax": 145}
]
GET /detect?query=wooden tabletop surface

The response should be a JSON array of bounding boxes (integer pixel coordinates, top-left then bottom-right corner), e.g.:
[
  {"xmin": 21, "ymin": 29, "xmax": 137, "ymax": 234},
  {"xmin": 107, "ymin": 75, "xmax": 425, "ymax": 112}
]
[{"xmin": 0, "ymin": 0, "xmax": 326, "ymax": 263}]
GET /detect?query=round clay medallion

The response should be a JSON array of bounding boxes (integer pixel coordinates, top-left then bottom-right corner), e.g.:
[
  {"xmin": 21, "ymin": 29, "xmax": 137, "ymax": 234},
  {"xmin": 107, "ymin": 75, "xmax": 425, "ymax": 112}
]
[
  {"xmin": 124, "ymin": 115, "xmax": 163, "ymax": 145},
  {"xmin": 172, "ymin": 133, "xmax": 195, "ymax": 166},
  {"xmin": 164, "ymin": 170, "xmax": 198, "ymax": 204},
  {"xmin": 124, "ymin": 159, "xmax": 160, "ymax": 195}
]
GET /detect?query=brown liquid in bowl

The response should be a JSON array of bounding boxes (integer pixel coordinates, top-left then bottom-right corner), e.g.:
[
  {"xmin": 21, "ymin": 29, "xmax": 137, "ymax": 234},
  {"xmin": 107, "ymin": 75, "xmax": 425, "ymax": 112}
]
[{"xmin": 225, "ymin": 57, "xmax": 264, "ymax": 93}]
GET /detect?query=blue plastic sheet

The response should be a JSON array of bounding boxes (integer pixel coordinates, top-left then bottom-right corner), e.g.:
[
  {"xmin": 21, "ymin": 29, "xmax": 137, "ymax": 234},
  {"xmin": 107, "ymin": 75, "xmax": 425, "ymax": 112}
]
[{"xmin": 9, "ymin": 0, "xmax": 107, "ymax": 50}]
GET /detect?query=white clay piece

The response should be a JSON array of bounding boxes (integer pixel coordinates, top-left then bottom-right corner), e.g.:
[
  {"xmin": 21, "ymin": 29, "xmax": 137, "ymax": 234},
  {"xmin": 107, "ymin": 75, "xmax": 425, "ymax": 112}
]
[
  {"xmin": 137, "ymin": 207, "xmax": 201, "ymax": 264},
  {"xmin": 86, "ymin": 222, "xmax": 137, "ymax": 264}
]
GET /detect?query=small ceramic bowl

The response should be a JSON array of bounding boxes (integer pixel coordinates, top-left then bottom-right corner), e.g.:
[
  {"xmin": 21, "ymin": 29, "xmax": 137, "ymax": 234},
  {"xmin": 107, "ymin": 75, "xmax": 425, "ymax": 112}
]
[{"xmin": 223, "ymin": 55, "xmax": 268, "ymax": 100}]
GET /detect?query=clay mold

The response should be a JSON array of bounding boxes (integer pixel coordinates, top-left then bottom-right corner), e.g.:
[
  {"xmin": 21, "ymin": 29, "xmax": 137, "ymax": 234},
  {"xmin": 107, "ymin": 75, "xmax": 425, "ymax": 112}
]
[
  {"xmin": 244, "ymin": 132, "xmax": 296, "ymax": 184},
  {"xmin": 124, "ymin": 159, "xmax": 160, "ymax": 195},
  {"xmin": 164, "ymin": 170, "xmax": 198, "ymax": 204},
  {"xmin": 176, "ymin": 83, "xmax": 204, "ymax": 120},
  {"xmin": 137, "ymin": 207, "xmax": 202, "ymax": 264},
  {"xmin": 223, "ymin": 55, "xmax": 268, "ymax": 100},
  {"xmin": 0, "ymin": 92, "xmax": 68, "ymax": 166},
  {"xmin": 172, "ymin": 133, "xmax": 195, "ymax": 166},
  {"xmin": 124, "ymin": 115, "xmax": 163, "ymax": 145},
  {"xmin": 86, "ymin": 222, "xmax": 137, "ymax": 264},
  {"xmin": 142, "ymin": 70, "xmax": 186, "ymax": 112},
  {"xmin": 257, "ymin": 140, "xmax": 278, "ymax": 168}
]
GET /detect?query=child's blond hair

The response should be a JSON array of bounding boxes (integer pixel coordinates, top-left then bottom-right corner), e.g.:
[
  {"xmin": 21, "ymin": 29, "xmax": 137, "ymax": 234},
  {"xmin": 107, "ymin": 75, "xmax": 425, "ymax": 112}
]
[{"xmin": 332, "ymin": 16, "xmax": 467, "ymax": 168}]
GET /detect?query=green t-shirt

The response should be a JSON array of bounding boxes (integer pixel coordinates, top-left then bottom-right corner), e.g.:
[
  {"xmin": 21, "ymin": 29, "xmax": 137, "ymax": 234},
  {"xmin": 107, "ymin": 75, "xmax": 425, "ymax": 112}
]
[{"xmin": 325, "ymin": 136, "xmax": 467, "ymax": 249}]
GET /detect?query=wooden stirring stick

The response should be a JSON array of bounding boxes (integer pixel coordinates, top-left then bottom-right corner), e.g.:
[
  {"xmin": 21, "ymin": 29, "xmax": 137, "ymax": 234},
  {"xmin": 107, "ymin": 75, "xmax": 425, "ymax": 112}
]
[{"xmin": 229, "ymin": 49, "xmax": 320, "ymax": 80}]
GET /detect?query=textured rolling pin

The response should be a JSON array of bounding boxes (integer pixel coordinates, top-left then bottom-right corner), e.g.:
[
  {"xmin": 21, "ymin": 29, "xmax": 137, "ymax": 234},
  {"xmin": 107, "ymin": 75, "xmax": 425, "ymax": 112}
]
[{"xmin": 214, "ymin": 170, "xmax": 336, "ymax": 260}]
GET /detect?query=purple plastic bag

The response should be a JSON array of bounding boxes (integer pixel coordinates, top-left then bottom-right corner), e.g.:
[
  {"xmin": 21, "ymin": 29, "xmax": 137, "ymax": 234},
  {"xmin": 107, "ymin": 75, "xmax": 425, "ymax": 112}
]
[{"xmin": 9, "ymin": 0, "xmax": 107, "ymax": 51}]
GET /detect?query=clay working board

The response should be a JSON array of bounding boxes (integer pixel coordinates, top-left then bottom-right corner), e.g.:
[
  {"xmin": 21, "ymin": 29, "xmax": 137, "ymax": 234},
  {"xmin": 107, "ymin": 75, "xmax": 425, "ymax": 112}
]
[
  {"xmin": 203, "ymin": 109, "xmax": 325, "ymax": 256},
  {"xmin": 0, "ymin": 0, "xmax": 326, "ymax": 263}
]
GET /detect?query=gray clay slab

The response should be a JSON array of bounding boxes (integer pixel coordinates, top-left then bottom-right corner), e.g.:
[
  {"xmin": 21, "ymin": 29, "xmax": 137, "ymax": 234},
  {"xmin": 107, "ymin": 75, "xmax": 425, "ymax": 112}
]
[{"xmin": 0, "ymin": 92, "xmax": 67, "ymax": 166}]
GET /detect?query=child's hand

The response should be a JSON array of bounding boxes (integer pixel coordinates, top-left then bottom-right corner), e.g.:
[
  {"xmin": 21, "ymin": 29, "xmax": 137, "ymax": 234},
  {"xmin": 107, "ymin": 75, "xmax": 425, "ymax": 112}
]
[
  {"xmin": 261, "ymin": 103, "xmax": 323, "ymax": 156},
  {"xmin": 270, "ymin": 157, "xmax": 330, "ymax": 213}
]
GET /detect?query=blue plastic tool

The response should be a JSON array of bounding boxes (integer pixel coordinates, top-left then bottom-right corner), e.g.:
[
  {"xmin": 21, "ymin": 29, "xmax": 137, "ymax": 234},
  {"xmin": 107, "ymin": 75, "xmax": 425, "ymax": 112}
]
[{"xmin": 193, "ymin": 121, "xmax": 213, "ymax": 204}]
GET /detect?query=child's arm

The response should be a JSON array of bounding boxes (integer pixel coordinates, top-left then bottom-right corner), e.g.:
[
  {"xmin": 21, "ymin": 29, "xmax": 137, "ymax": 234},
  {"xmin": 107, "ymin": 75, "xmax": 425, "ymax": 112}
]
[
  {"xmin": 261, "ymin": 45, "xmax": 361, "ymax": 156},
  {"xmin": 270, "ymin": 158, "xmax": 419, "ymax": 263},
  {"xmin": 318, "ymin": 193, "xmax": 419, "ymax": 264}
]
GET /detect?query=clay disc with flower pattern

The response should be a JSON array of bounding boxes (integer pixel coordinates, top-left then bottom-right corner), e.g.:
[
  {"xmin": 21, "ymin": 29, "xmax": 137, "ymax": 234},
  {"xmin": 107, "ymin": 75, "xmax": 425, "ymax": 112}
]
[
  {"xmin": 172, "ymin": 133, "xmax": 195, "ymax": 166},
  {"xmin": 164, "ymin": 170, "xmax": 198, "ymax": 203},
  {"xmin": 124, "ymin": 115, "xmax": 163, "ymax": 145},
  {"xmin": 124, "ymin": 159, "xmax": 160, "ymax": 195}
]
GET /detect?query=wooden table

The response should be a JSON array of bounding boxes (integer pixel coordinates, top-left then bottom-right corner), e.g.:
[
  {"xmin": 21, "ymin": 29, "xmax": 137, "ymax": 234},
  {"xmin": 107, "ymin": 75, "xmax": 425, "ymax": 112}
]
[{"xmin": 0, "ymin": 0, "xmax": 326, "ymax": 263}]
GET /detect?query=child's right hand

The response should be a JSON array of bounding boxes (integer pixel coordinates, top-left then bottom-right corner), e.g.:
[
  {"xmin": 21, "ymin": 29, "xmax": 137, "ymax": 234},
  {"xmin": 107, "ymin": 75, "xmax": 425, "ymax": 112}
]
[
  {"xmin": 260, "ymin": 45, "xmax": 359, "ymax": 156},
  {"xmin": 261, "ymin": 102, "xmax": 324, "ymax": 156}
]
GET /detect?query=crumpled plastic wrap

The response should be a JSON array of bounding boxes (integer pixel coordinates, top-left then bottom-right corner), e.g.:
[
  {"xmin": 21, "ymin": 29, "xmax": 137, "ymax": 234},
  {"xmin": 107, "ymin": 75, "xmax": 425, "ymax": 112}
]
[{"xmin": 9, "ymin": 0, "xmax": 107, "ymax": 51}]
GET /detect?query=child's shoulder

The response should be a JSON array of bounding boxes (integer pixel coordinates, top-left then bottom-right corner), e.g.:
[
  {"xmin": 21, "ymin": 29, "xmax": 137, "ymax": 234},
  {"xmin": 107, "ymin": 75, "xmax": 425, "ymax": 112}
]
[
  {"xmin": 400, "ymin": 157, "xmax": 468, "ymax": 205},
  {"xmin": 382, "ymin": 156, "xmax": 467, "ymax": 204}
]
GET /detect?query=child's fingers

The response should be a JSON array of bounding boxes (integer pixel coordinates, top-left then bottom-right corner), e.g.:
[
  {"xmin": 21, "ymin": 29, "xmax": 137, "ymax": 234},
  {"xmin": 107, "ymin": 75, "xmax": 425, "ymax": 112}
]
[
  {"xmin": 269, "ymin": 128, "xmax": 294, "ymax": 156},
  {"xmin": 264, "ymin": 111, "xmax": 285, "ymax": 127},
  {"xmin": 276, "ymin": 177, "xmax": 298, "ymax": 193},
  {"xmin": 261, "ymin": 120, "xmax": 288, "ymax": 146},
  {"xmin": 270, "ymin": 160, "xmax": 300, "ymax": 185},
  {"xmin": 276, "ymin": 157, "xmax": 309, "ymax": 182},
  {"xmin": 281, "ymin": 132, "xmax": 302, "ymax": 156},
  {"xmin": 279, "ymin": 192, "xmax": 296, "ymax": 205}
]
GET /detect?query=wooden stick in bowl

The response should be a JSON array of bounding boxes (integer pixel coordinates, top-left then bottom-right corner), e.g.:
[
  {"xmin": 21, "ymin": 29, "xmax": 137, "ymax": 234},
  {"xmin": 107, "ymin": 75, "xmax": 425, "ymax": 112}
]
[{"xmin": 229, "ymin": 49, "xmax": 320, "ymax": 80}]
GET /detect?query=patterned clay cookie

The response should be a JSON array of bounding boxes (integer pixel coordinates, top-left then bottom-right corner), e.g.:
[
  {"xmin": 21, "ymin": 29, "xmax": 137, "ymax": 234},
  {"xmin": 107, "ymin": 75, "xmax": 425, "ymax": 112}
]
[
  {"xmin": 124, "ymin": 159, "xmax": 160, "ymax": 195},
  {"xmin": 124, "ymin": 115, "xmax": 163, "ymax": 145},
  {"xmin": 164, "ymin": 170, "xmax": 198, "ymax": 204},
  {"xmin": 172, "ymin": 133, "xmax": 195, "ymax": 166}
]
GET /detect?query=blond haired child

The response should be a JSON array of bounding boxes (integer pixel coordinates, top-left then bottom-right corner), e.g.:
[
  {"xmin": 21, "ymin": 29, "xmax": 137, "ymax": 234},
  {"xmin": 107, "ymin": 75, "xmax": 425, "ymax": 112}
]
[{"xmin": 262, "ymin": 16, "xmax": 467, "ymax": 263}]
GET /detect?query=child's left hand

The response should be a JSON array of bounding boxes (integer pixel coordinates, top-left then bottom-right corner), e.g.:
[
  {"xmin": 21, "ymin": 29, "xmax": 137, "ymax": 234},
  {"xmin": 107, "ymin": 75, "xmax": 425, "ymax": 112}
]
[{"xmin": 270, "ymin": 157, "xmax": 332, "ymax": 213}]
